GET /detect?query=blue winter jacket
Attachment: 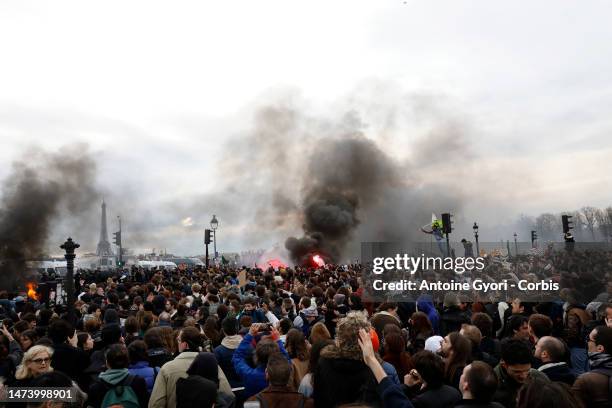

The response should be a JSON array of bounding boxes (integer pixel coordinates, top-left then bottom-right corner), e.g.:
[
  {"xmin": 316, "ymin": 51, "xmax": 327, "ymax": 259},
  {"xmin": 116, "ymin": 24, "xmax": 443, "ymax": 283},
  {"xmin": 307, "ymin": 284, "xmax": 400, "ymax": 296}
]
[
  {"xmin": 128, "ymin": 361, "xmax": 159, "ymax": 393},
  {"xmin": 231, "ymin": 333, "xmax": 290, "ymax": 398}
]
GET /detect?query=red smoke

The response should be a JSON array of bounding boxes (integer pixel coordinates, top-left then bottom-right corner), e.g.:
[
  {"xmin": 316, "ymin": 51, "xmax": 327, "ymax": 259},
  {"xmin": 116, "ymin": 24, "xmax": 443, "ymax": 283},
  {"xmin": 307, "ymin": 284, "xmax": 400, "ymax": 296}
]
[{"xmin": 311, "ymin": 254, "xmax": 325, "ymax": 267}]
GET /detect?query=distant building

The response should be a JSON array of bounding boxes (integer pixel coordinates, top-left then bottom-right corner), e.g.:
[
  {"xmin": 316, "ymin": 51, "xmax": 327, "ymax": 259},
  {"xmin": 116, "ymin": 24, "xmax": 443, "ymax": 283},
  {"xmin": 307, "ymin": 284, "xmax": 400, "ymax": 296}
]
[{"xmin": 96, "ymin": 200, "xmax": 114, "ymax": 257}]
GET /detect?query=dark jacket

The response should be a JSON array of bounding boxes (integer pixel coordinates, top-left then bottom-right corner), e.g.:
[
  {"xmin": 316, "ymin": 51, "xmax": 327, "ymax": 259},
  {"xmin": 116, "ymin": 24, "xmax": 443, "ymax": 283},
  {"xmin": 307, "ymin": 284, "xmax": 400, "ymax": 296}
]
[
  {"xmin": 454, "ymin": 400, "xmax": 505, "ymax": 408},
  {"xmin": 471, "ymin": 346, "xmax": 499, "ymax": 368},
  {"xmin": 176, "ymin": 375, "xmax": 218, "ymax": 408},
  {"xmin": 51, "ymin": 342, "xmax": 90, "ymax": 387},
  {"xmin": 0, "ymin": 336, "xmax": 24, "ymax": 396},
  {"xmin": 87, "ymin": 347, "xmax": 110, "ymax": 376},
  {"xmin": 214, "ymin": 335, "xmax": 243, "ymax": 388},
  {"xmin": 439, "ymin": 306, "xmax": 470, "ymax": 336},
  {"xmin": 493, "ymin": 364, "xmax": 549, "ymax": 408},
  {"xmin": 238, "ymin": 309, "xmax": 267, "ymax": 324},
  {"xmin": 480, "ymin": 337, "xmax": 501, "ymax": 360},
  {"xmin": 538, "ymin": 362, "xmax": 576, "ymax": 385},
  {"xmin": 313, "ymin": 344, "xmax": 380, "ymax": 408},
  {"xmin": 248, "ymin": 385, "xmax": 314, "ymax": 408},
  {"xmin": 563, "ymin": 305, "xmax": 591, "ymax": 348},
  {"xmin": 87, "ymin": 368, "xmax": 149, "ymax": 408},
  {"xmin": 572, "ymin": 352, "xmax": 612, "ymax": 408},
  {"xmin": 410, "ymin": 384, "xmax": 461, "ymax": 408},
  {"xmin": 376, "ymin": 376, "xmax": 414, "ymax": 408},
  {"xmin": 147, "ymin": 347, "xmax": 173, "ymax": 369}
]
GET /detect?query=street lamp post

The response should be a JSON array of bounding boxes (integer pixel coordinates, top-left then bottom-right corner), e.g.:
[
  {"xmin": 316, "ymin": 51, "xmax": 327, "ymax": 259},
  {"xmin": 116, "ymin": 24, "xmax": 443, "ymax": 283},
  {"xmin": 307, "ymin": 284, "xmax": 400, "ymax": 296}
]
[
  {"xmin": 473, "ymin": 222, "xmax": 479, "ymax": 256},
  {"xmin": 513, "ymin": 232, "xmax": 518, "ymax": 256},
  {"xmin": 117, "ymin": 216, "xmax": 122, "ymax": 267},
  {"xmin": 210, "ymin": 215, "xmax": 219, "ymax": 261},
  {"xmin": 60, "ymin": 237, "xmax": 79, "ymax": 324}
]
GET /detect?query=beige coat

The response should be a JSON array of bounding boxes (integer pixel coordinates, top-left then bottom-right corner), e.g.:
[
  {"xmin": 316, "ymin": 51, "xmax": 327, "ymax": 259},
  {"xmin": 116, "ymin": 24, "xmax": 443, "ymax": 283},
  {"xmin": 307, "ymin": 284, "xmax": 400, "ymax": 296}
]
[{"xmin": 148, "ymin": 351, "xmax": 234, "ymax": 408}]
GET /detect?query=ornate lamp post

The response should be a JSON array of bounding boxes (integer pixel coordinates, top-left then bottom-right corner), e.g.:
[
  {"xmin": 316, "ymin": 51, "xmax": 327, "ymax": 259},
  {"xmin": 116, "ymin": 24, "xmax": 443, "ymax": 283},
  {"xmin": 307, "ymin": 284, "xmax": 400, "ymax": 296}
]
[
  {"xmin": 210, "ymin": 215, "xmax": 219, "ymax": 261},
  {"xmin": 473, "ymin": 222, "xmax": 479, "ymax": 256},
  {"xmin": 60, "ymin": 237, "xmax": 79, "ymax": 322}
]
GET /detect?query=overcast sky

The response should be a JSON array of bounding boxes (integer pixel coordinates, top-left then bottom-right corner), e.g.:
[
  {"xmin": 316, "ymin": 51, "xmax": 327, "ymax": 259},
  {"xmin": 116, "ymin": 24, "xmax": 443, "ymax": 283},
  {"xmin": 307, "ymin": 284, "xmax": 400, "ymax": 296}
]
[{"xmin": 1, "ymin": 1, "xmax": 611, "ymax": 256}]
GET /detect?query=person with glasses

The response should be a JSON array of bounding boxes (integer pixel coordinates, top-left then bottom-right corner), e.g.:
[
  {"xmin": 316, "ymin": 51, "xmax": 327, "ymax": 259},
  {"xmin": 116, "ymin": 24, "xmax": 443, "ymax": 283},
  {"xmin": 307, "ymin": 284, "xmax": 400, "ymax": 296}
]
[
  {"xmin": 573, "ymin": 326, "xmax": 612, "ymax": 408},
  {"xmin": 12, "ymin": 345, "xmax": 53, "ymax": 386}
]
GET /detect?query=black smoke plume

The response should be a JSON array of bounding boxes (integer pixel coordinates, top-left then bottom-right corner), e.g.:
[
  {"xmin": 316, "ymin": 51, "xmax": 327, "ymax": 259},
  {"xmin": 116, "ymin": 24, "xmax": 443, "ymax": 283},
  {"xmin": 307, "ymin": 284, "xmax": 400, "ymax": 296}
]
[
  {"xmin": 285, "ymin": 134, "xmax": 401, "ymax": 265},
  {"xmin": 0, "ymin": 146, "xmax": 98, "ymax": 290}
]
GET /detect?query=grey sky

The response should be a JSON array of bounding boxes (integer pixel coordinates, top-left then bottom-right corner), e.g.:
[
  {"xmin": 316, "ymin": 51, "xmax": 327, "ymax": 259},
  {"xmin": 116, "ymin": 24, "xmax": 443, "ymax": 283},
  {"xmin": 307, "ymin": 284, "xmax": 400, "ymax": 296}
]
[{"xmin": 1, "ymin": 1, "xmax": 611, "ymax": 256}]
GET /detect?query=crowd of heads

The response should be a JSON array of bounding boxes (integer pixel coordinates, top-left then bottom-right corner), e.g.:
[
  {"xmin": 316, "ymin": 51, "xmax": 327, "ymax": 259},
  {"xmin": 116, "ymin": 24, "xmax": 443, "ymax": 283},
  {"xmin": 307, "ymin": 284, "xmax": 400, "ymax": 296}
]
[{"xmin": 0, "ymin": 247, "xmax": 609, "ymax": 407}]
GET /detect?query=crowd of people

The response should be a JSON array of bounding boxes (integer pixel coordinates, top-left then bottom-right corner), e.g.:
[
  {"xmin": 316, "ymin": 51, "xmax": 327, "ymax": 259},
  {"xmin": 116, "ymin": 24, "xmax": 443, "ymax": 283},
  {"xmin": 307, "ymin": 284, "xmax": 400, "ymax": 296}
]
[{"xmin": 0, "ymin": 248, "xmax": 610, "ymax": 408}]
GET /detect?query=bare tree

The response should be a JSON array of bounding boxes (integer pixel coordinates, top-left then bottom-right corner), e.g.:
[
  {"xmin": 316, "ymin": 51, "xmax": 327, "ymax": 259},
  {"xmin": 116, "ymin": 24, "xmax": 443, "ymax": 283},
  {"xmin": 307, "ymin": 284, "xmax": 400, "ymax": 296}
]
[
  {"xmin": 597, "ymin": 206, "xmax": 612, "ymax": 242},
  {"xmin": 594, "ymin": 208, "xmax": 609, "ymax": 242},
  {"xmin": 536, "ymin": 213, "xmax": 560, "ymax": 241},
  {"xmin": 607, "ymin": 207, "xmax": 612, "ymax": 240},
  {"xmin": 567, "ymin": 210, "xmax": 585, "ymax": 240},
  {"xmin": 581, "ymin": 206, "xmax": 599, "ymax": 241}
]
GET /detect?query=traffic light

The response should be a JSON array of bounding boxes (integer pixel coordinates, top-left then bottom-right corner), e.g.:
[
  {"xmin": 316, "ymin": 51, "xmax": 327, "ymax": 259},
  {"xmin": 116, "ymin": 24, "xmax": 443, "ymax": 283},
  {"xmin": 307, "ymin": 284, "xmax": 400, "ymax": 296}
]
[
  {"xmin": 562, "ymin": 215, "xmax": 573, "ymax": 234},
  {"xmin": 116, "ymin": 260, "xmax": 124, "ymax": 267},
  {"xmin": 531, "ymin": 230, "xmax": 537, "ymax": 246},
  {"xmin": 113, "ymin": 231, "xmax": 121, "ymax": 246},
  {"xmin": 205, "ymin": 229, "xmax": 211, "ymax": 245},
  {"xmin": 441, "ymin": 213, "xmax": 452, "ymax": 234}
]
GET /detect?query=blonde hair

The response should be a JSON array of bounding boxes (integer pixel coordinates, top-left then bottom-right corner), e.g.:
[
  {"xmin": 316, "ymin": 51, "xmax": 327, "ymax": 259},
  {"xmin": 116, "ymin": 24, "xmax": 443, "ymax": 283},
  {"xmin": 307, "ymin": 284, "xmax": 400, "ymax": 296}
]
[{"xmin": 15, "ymin": 345, "xmax": 54, "ymax": 380}]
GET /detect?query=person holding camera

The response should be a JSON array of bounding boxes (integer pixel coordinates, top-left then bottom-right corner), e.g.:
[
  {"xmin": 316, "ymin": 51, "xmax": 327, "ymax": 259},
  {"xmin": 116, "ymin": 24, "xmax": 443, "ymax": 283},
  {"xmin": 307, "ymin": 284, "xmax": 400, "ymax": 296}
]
[{"xmin": 232, "ymin": 323, "xmax": 290, "ymax": 399}]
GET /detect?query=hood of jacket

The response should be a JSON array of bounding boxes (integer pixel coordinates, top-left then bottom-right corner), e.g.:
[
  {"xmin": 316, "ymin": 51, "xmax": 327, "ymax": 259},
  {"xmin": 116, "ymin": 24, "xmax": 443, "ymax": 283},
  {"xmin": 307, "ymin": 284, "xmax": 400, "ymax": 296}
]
[
  {"xmin": 99, "ymin": 368, "xmax": 129, "ymax": 385},
  {"xmin": 417, "ymin": 295, "xmax": 434, "ymax": 313},
  {"xmin": 220, "ymin": 334, "xmax": 243, "ymax": 350}
]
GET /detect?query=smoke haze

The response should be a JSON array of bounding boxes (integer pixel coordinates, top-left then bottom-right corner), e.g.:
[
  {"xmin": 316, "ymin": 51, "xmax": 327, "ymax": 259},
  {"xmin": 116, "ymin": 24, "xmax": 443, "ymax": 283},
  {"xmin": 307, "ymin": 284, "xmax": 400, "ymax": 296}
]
[{"xmin": 0, "ymin": 145, "xmax": 99, "ymax": 289}]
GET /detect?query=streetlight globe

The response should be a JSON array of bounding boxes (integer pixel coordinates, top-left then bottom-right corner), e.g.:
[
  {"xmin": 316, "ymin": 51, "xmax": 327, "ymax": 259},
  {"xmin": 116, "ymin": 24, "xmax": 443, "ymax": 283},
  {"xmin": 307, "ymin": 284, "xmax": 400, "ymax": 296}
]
[
  {"xmin": 473, "ymin": 222, "xmax": 478, "ymax": 233},
  {"xmin": 210, "ymin": 214, "xmax": 219, "ymax": 230}
]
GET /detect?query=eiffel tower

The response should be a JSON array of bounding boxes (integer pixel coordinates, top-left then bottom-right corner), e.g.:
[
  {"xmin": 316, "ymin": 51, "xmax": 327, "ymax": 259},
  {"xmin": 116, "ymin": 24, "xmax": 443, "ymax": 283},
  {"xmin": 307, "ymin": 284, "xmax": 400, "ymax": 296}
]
[{"xmin": 96, "ymin": 200, "xmax": 114, "ymax": 257}]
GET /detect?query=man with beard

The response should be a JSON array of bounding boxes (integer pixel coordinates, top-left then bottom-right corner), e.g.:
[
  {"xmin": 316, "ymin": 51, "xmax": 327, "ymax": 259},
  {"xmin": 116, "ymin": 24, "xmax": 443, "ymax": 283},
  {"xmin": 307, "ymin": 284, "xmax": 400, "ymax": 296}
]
[{"xmin": 573, "ymin": 326, "xmax": 612, "ymax": 408}]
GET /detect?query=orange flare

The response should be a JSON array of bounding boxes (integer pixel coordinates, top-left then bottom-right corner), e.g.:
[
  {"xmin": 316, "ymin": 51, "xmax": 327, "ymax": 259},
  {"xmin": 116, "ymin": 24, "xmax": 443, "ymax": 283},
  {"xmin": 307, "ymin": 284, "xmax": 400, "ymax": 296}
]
[{"xmin": 26, "ymin": 282, "xmax": 38, "ymax": 301}]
